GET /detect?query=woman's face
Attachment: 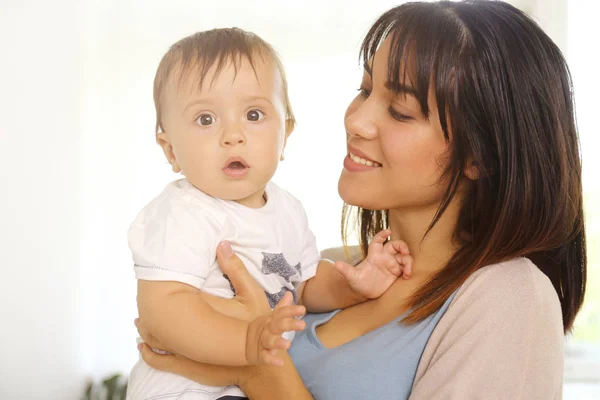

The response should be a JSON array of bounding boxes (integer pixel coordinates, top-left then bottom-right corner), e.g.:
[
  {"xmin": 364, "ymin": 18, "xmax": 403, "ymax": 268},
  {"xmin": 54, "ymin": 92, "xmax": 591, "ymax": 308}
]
[{"xmin": 338, "ymin": 38, "xmax": 451, "ymax": 212}]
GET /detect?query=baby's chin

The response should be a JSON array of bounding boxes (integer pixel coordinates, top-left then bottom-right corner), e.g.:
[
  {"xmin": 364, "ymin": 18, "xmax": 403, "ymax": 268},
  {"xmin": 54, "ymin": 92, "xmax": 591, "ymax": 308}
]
[{"xmin": 199, "ymin": 182, "xmax": 267, "ymax": 207}]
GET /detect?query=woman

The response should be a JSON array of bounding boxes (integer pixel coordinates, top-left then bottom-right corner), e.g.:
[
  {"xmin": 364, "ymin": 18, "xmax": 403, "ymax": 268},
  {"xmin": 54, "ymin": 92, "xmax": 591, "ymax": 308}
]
[{"xmin": 137, "ymin": 1, "xmax": 586, "ymax": 398}]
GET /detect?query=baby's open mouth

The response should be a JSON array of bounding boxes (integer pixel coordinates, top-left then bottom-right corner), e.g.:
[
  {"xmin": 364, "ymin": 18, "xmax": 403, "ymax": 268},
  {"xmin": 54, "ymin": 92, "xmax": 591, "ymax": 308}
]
[
  {"xmin": 222, "ymin": 156, "xmax": 250, "ymax": 178},
  {"xmin": 227, "ymin": 161, "xmax": 246, "ymax": 169}
]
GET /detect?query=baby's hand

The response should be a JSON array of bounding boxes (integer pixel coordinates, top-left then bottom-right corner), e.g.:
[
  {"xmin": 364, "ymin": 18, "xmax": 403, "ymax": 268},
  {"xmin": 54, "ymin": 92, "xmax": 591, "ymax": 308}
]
[
  {"xmin": 335, "ymin": 229, "xmax": 413, "ymax": 300},
  {"xmin": 245, "ymin": 291, "xmax": 306, "ymax": 367}
]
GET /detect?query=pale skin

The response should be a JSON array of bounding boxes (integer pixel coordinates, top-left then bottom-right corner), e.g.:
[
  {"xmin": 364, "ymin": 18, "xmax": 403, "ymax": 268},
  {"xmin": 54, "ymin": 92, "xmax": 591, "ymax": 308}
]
[
  {"xmin": 136, "ymin": 37, "xmax": 480, "ymax": 397},
  {"xmin": 138, "ymin": 53, "xmax": 414, "ymax": 369}
]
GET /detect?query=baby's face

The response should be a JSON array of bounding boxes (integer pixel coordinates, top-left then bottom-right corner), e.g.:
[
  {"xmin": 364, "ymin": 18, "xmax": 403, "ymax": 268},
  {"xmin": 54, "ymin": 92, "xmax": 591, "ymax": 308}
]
[{"xmin": 159, "ymin": 56, "xmax": 289, "ymax": 207}]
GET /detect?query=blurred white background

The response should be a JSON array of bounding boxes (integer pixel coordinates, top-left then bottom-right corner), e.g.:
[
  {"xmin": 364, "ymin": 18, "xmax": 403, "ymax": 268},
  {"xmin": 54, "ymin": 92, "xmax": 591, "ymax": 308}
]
[{"xmin": 0, "ymin": 0, "xmax": 598, "ymax": 398}]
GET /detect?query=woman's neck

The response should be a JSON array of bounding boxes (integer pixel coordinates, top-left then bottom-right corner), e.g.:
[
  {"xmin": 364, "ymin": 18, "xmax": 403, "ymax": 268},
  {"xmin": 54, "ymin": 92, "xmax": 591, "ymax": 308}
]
[{"xmin": 388, "ymin": 200, "xmax": 461, "ymax": 277}]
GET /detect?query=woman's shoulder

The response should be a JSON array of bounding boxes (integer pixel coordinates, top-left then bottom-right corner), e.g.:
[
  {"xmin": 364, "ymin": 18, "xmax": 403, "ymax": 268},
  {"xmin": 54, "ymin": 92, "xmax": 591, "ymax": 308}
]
[
  {"xmin": 444, "ymin": 257, "xmax": 563, "ymax": 334},
  {"xmin": 458, "ymin": 257, "xmax": 559, "ymax": 310},
  {"xmin": 411, "ymin": 257, "xmax": 565, "ymax": 398}
]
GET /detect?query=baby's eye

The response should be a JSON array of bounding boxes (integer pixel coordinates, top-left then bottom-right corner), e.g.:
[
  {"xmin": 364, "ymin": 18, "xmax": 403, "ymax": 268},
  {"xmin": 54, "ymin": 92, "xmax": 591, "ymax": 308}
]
[
  {"xmin": 196, "ymin": 114, "xmax": 215, "ymax": 126},
  {"xmin": 246, "ymin": 109, "xmax": 264, "ymax": 122}
]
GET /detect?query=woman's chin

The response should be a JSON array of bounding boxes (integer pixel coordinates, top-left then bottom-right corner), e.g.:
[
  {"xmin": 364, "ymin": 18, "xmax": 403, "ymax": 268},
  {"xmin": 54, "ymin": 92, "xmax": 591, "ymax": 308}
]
[{"xmin": 338, "ymin": 178, "xmax": 375, "ymax": 209}]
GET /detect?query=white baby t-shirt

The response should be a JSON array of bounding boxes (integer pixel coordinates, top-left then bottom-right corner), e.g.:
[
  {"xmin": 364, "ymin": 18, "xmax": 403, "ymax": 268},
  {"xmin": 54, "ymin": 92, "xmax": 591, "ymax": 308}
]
[
  {"xmin": 126, "ymin": 179, "xmax": 321, "ymax": 399},
  {"xmin": 128, "ymin": 178, "xmax": 320, "ymax": 308}
]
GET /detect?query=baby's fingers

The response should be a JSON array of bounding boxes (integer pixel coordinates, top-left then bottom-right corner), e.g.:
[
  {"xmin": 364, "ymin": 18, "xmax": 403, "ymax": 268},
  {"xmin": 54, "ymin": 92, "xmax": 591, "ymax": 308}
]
[
  {"xmin": 261, "ymin": 330, "xmax": 292, "ymax": 355},
  {"xmin": 370, "ymin": 229, "xmax": 392, "ymax": 248},
  {"xmin": 271, "ymin": 312, "xmax": 306, "ymax": 334},
  {"xmin": 273, "ymin": 291, "xmax": 294, "ymax": 309},
  {"xmin": 261, "ymin": 349, "xmax": 285, "ymax": 367},
  {"xmin": 385, "ymin": 240, "xmax": 410, "ymax": 255},
  {"xmin": 396, "ymin": 253, "xmax": 414, "ymax": 279}
]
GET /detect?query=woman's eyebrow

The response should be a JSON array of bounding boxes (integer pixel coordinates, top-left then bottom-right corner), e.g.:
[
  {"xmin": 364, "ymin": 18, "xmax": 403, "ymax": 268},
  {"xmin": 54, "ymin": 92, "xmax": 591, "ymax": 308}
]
[
  {"xmin": 363, "ymin": 62, "xmax": 372, "ymax": 76},
  {"xmin": 385, "ymin": 82, "xmax": 419, "ymax": 98}
]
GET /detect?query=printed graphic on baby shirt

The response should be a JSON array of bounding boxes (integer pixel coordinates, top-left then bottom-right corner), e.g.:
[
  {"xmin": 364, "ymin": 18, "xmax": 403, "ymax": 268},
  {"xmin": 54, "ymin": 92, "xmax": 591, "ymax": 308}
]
[
  {"xmin": 260, "ymin": 252, "xmax": 302, "ymax": 282},
  {"xmin": 222, "ymin": 273, "xmax": 298, "ymax": 308},
  {"xmin": 222, "ymin": 252, "xmax": 302, "ymax": 308},
  {"xmin": 265, "ymin": 286, "xmax": 297, "ymax": 308}
]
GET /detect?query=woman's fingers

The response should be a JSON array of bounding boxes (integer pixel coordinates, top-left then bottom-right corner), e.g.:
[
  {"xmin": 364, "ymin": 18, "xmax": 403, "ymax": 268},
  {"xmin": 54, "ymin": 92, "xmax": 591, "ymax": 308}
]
[
  {"xmin": 139, "ymin": 343, "xmax": 177, "ymax": 372},
  {"xmin": 140, "ymin": 342, "xmax": 242, "ymax": 387},
  {"xmin": 216, "ymin": 241, "xmax": 270, "ymax": 315},
  {"xmin": 135, "ymin": 318, "xmax": 170, "ymax": 353},
  {"xmin": 216, "ymin": 241, "xmax": 255, "ymax": 297},
  {"xmin": 135, "ymin": 318, "xmax": 152, "ymax": 344}
]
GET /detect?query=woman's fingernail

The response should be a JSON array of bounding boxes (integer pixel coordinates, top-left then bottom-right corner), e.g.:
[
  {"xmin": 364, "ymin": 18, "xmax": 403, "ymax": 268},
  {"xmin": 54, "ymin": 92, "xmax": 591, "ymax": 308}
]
[
  {"xmin": 219, "ymin": 241, "xmax": 233, "ymax": 258},
  {"xmin": 134, "ymin": 318, "xmax": 139, "ymax": 327},
  {"xmin": 137, "ymin": 343, "xmax": 143, "ymax": 351}
]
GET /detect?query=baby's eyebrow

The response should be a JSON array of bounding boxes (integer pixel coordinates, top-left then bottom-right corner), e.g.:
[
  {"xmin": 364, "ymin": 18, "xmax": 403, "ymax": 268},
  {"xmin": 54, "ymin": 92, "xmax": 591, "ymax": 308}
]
[
  {"xmin": 241, "ymin": 96, "xmax": 274, "ymax": 107},
  {"xmin": 183, "ymin": 99, "xmax": 214, "ymax": 115}
]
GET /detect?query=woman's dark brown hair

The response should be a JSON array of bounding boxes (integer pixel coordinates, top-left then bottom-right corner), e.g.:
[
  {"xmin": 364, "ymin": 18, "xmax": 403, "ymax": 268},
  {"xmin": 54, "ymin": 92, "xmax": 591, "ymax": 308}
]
[{"xmin": 343, "ymin": 0, "xmax": 586, "ymax": 333}]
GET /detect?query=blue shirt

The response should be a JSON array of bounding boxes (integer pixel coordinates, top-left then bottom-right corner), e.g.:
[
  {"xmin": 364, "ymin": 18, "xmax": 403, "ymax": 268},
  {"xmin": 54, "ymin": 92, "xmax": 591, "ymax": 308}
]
[{"xmin": 289, "ymin": 292, "xmax": 457, "ymax": 400}]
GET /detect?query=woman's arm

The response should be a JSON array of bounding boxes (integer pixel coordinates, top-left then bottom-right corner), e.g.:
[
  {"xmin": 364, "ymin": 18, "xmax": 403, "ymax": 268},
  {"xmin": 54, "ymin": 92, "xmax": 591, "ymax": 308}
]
[
  {"xmin": 240, "ymin": 352, "xmax": 313, "ymax": 400},
  {"xmin": 138, "ymin": 343, "xmax": 313, "ymax": 400}
]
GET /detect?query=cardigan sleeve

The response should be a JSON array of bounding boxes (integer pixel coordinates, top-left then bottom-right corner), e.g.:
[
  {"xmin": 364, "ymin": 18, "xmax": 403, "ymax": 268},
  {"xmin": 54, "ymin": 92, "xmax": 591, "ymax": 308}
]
[{"xmin": 410, "ymin": 257, "xmax": 565, "ymax": 400}]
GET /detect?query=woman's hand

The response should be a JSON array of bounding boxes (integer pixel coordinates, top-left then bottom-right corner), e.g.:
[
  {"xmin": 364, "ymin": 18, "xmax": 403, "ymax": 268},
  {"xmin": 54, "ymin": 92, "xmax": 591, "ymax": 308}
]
[{"xmin": 135, "ymin": 240, "xmax": 300, "ymax": 384}]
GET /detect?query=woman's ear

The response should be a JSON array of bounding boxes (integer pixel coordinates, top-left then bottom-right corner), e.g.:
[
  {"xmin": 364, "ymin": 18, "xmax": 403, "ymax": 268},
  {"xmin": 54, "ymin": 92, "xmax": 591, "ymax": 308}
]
[
  {"xmin": 156, "ymin": 132, "xmax": 182, "ymax": 173},
  {"xmin": 464, "ymin": 159, "xmax": 480, "ymax": 181}
]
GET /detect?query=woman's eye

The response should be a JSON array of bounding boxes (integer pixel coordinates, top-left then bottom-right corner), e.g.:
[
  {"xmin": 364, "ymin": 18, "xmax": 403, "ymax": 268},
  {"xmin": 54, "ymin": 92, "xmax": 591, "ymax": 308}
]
[
  {"xmin": 389, "ymin": 107, "xmax": 413, "ymax": 122},
  {"xmin": 357, "ymin": 87, "xmax": 371, "ymax": 98},
  {"xmin": 196, "ymin": 114, "xmax": 215, "ymax": 126},
  {"xmin": 246, "ymin": 109, "xmax": 264, "ymax": 122}
]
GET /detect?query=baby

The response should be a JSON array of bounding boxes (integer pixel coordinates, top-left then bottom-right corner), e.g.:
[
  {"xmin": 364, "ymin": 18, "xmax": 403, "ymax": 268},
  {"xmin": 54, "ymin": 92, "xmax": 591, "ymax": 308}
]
[{"xmin": 127, "ymin": 28, "xmax": 412, "ymax": 400}]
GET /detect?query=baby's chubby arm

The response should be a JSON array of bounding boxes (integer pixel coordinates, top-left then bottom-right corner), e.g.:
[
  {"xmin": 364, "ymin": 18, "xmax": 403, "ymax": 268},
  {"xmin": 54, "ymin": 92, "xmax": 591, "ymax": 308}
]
[
  {"xmin": 138, "ymin": 280, "xmax": 250, "ymax": 366},
  {"xmin": 137, "ymin": 278, "xmax": 305, "ymax": 367},
  {"xmin": 297, "ymin": 260, "xmax": 365, "ymax": 312},
  {"xmin": 299, "ymin": 230, "xmax": 413, "ymax": 312}
]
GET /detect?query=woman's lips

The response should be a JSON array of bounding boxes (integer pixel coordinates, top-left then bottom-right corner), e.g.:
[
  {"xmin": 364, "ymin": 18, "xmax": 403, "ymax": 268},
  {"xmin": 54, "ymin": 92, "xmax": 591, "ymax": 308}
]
[
  {"xmin": 343, "ymin": 145, "xmax": 382, "ymax": 172},
  {"xmin": 343, "ymin": 154, "xmax": 381, "ymax": 172}
]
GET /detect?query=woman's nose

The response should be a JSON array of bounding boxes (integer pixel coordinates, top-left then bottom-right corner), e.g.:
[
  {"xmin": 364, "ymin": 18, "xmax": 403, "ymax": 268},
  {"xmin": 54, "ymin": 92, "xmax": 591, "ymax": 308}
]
[{"xmin": 344, "ymin": 101, "xmax": 378, "ymax": 140}]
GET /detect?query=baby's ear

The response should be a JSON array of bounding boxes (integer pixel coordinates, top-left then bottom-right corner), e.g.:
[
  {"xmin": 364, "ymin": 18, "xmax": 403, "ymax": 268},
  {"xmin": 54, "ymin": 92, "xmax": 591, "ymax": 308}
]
[
  {"xmin": 280, "ymin": 119, "xmax": 295, "ymax": 161},
  {"xmin": 156, "ymin": 132, "xmax": 182, "ymax": 173},
  {"xmin": 285, "ymin": 118, "xmax": 295, "ymax": 138}
]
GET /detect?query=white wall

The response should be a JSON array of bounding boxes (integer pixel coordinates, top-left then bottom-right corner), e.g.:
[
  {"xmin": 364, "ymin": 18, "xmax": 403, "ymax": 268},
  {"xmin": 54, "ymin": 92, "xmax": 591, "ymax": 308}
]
[{"xmin": 0, "ymin": 1, "xmax": 84, "ymax": 398}]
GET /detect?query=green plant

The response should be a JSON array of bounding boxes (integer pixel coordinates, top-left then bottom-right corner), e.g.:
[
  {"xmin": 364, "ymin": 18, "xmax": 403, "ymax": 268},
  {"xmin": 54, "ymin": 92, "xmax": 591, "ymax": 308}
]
[{"xmin": 82, "ymin": 373, "xmax": 128, "ymax": 400}]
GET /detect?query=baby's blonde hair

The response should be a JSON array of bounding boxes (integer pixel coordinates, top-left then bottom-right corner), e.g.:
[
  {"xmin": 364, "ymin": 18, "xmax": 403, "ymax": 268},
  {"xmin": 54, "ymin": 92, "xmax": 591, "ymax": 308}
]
[{"xmin": 153, "ymin": 27, "xmax": 295, "ymax": 134}]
